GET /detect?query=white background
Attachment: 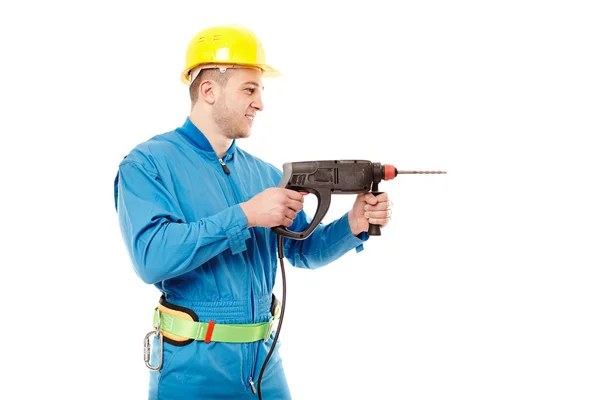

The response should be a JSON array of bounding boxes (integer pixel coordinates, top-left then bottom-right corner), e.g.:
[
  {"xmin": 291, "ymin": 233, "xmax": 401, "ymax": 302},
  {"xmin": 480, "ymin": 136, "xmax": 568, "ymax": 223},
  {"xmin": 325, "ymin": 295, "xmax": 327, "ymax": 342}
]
[{"xmin": 1, "ymin": 1, "xmax": 599, "ymax": 399}]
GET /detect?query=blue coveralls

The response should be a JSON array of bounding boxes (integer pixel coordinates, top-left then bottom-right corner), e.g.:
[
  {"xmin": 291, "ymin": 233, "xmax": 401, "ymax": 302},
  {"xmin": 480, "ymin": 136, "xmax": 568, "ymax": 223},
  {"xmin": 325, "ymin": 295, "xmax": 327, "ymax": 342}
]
[{"xmin": 114, "ymin": 118, "xmax": 368, "ymax": 399}]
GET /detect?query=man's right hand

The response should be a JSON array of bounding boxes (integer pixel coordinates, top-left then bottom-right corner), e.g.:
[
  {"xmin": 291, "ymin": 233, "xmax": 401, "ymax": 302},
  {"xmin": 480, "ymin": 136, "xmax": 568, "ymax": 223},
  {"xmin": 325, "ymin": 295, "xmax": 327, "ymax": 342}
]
[{"xmin": 240, "ymin": 188, "xmax": 304, "ymax": 228}]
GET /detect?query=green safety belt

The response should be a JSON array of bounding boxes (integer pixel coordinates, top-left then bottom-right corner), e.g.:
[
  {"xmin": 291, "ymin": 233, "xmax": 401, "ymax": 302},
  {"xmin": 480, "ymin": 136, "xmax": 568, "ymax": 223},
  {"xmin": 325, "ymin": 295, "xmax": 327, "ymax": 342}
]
[{"xmin": 152, "ymin": 307, "xmax": 280, "ymax": 343}]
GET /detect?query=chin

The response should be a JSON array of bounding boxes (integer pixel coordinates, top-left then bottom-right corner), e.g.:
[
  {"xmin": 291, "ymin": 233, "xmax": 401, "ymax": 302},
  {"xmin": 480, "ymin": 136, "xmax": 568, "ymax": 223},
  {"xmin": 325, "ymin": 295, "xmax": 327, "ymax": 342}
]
[{"xmin": 237, "ymin": 129, "xmax": 252, "ymax": 139}]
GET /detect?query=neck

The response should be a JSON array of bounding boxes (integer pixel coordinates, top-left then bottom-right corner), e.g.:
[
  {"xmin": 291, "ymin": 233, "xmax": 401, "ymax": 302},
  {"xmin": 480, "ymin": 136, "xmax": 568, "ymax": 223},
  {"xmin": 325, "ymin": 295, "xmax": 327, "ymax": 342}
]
[{"xmin": 189, "ymin": 109, "xmax": 233, "ymax": 159}]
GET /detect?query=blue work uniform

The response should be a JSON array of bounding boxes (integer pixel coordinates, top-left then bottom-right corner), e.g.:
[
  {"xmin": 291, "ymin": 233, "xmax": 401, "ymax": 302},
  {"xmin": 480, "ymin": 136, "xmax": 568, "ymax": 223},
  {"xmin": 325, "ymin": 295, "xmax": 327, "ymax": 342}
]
[{"xmin": 114, "ymin": 118, "xmax": 368, "ymax": 399}]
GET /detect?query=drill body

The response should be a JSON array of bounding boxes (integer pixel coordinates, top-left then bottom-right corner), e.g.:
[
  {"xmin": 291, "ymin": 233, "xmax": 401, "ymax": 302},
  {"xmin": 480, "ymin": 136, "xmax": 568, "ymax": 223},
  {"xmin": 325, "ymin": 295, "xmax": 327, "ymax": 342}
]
[
  {"xmin": 272, "ymin": 160, "xmax": 396, "ymax": 239},
  {"xmin": 281, "ymin": 160, "xmax": 381, "ymax": 194}
]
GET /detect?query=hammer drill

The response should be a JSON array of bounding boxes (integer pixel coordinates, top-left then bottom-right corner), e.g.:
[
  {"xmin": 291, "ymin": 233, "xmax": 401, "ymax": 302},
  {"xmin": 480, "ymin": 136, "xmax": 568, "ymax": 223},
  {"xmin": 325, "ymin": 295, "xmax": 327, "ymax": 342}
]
[
  {"xmin": 272, "ymin": 159, "xmax": 446, "ymax": 239},
  {"xmin": 257, "ymin": 159, "xmax": 445, "ymax": 399}
]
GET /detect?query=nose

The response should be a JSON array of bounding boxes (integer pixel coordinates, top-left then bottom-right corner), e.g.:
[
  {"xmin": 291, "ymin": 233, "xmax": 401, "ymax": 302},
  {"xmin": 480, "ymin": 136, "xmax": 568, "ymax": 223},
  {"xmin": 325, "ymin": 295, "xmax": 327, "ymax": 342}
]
[{"xmin": 251, "ymin": 94, "xmax": 264, "ymax": 111}]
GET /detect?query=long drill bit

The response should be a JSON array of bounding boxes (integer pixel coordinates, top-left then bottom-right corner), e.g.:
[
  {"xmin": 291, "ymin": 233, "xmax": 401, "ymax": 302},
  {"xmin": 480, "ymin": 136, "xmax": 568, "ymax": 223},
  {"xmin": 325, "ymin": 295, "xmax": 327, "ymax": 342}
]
[{"xmin": 396, "ymin": 170, "xmax": 447, "ymax": 174}]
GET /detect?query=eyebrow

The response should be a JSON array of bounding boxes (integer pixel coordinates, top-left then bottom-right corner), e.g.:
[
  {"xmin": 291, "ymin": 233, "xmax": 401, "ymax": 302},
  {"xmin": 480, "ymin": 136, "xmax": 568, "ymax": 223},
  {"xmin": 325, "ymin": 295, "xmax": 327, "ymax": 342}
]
[{"xmin": 242, "ymin": 81, "xmax": 265, "ymax": 91}]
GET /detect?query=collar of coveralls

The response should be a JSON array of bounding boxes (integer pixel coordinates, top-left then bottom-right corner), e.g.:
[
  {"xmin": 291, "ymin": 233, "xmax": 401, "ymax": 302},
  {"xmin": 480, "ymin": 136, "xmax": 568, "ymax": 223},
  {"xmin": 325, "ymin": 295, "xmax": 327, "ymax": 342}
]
[{"xmin": 176, "ymin": 117, "xmax": 237, "ymax": 161}]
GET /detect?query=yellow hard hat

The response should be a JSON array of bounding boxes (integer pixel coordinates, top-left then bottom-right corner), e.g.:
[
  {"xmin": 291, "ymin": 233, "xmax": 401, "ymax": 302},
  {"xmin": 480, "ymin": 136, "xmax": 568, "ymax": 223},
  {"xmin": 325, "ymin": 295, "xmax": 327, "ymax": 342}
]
[{"xmin": 180, "ymin": 24, "xmax": 281, "ymax": 85}]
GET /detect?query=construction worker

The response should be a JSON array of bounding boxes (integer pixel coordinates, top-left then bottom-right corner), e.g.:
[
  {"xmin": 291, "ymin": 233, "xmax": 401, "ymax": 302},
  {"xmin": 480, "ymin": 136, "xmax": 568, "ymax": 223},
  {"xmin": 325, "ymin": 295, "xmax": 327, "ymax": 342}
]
[{"xmin": 114, "ymin": 24, "xmax": 393, "ymax": 399}]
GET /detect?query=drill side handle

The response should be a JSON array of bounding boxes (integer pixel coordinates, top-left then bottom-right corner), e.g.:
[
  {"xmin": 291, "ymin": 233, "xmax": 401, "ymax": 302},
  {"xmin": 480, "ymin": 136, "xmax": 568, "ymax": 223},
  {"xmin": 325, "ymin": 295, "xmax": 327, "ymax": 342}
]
[
  {"xmin": 367, "ymin": 190, "xmax": 383, "ymax": 236},
  {"xmin": 271, "ymin": 187, "xmax": 332, "ymax": 240},
  {"xmin": 367, "ymin": 179, "xmax": 383, "ymax": 236}
]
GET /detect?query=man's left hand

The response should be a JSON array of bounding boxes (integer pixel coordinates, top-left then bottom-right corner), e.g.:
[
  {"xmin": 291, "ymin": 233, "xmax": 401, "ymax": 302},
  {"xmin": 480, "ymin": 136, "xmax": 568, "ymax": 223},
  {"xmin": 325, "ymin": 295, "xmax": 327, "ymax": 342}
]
[{"xmin": 348, "ymin": 192, "xmax": 393, "ymax": 236}]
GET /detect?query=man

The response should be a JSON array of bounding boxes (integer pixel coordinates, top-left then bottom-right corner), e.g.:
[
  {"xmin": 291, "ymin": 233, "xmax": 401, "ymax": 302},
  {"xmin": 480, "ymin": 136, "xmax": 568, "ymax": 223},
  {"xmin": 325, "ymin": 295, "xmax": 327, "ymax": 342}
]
[{"xmin": 114, "ymin": 24, "xmax": 392, "ymax": 399}]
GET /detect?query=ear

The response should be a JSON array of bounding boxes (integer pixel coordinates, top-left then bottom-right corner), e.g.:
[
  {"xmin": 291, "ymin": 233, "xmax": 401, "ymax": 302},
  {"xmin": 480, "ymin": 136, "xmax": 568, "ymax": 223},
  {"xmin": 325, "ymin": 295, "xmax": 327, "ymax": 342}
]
[{"xmin": 198, "ymin": 80, "xmax": 218, "ymax": 105}]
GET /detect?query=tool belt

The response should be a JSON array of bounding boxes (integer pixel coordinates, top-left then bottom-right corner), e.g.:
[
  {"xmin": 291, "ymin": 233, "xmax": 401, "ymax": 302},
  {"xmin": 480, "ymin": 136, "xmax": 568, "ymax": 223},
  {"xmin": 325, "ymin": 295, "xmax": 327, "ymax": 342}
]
[{"xmin": 144, "ymin": 294, "xmax": 281, "ymax": 371}]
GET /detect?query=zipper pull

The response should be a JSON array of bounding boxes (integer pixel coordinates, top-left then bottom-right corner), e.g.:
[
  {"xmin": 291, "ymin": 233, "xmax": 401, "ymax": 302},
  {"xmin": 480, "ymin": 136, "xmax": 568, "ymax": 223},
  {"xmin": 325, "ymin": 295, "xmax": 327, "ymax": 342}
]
[
  {"xmin": 249, "ymin": 377, "xmax": 257, "ymax": 395},
  {"xmin": 218, "ymin": 158, "xmax": 230, "ymax": 175}
]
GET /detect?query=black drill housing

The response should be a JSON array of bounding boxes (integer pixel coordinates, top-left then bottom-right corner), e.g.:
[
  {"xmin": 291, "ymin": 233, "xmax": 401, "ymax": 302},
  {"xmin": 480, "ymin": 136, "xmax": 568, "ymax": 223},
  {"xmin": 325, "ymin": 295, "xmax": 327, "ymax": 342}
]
[{"xmin": 271, "ymin": 160, "xmax": 387, "ymax": 240}]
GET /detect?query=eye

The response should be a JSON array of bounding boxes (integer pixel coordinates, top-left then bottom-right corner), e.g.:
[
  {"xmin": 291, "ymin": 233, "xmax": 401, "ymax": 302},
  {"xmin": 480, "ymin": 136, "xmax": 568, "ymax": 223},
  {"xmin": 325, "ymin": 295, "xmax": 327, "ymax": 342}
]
[{"xmin": 244, "ymin": 88, "xmax": 255, "ymax": 94}]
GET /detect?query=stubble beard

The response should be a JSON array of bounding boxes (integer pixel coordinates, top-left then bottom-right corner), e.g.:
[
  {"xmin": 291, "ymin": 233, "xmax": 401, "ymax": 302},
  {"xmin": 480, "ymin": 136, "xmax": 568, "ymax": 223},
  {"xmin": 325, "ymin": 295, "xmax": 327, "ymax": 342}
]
[{"xmin": 213, "ymin": 98, "xmax": 251, "ymax": 140}]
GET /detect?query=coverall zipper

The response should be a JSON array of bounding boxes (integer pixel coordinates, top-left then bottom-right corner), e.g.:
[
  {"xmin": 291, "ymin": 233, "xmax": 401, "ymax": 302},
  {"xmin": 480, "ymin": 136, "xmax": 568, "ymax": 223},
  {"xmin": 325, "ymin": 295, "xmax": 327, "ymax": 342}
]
[
  {"xmin": 218, "ymin": 156, "xmax": 258, "ymax": 390},
  {"xmin": 218, "ymin": 157, "xmax": 255, "ymax": 322},
  {"xmin": 218, "ymin": 158, "xmax": 230, "ymax": 174}
]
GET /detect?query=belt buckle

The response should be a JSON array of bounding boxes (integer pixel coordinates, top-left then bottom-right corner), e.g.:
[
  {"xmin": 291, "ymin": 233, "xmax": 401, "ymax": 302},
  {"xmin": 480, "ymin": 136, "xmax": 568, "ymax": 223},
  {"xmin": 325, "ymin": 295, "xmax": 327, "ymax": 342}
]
[
  {"xmin": 264, "ymin": 317, "xmax": 275, "ymax": 341},
  {"xmin": 270, "ymin": 296, "xmax": 281, "ymax": 318}
]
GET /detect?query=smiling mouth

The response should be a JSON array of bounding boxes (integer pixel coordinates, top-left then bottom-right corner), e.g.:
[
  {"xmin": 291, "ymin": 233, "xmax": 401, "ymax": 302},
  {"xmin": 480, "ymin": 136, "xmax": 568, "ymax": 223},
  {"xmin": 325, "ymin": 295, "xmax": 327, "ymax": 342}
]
[{"xmin": 246, "ymin": 115, "xmax": 255, "ymax": 125}]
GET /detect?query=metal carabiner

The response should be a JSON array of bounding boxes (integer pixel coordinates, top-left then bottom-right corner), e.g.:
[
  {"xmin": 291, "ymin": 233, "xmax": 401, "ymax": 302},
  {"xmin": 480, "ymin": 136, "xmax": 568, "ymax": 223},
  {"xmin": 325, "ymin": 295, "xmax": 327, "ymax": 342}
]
[{"xmin": 144, "ymin": 308, "xmax": 163, "ymax": 371}]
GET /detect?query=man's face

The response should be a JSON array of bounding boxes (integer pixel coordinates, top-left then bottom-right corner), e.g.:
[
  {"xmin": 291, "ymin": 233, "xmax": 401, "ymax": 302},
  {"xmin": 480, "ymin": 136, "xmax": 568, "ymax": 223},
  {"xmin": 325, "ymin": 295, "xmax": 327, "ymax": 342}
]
[{"xmin": 213, "ymin": 68, "xmax": 264, "ymax": 140}]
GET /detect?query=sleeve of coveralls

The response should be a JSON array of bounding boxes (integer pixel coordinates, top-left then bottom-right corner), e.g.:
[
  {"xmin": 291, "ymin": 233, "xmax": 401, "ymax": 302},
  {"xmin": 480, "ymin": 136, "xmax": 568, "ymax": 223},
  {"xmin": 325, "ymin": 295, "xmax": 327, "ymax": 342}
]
[
  {"xmin": 116, "ymin": 161, "xmax": 251, "ymax": 285},
  {"xmin": 282, "ymin": 210, "xmax": 369, "ymax": 270}
]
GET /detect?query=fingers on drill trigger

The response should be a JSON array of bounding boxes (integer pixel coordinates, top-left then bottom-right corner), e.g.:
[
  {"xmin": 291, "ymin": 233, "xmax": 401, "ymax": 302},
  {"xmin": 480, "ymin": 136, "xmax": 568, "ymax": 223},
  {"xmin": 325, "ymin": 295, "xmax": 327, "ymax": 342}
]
[
  {"xmin": 298, "ymin": 191, "xmax": 308, "ymax": 202},
  {"xmin": 285, "ymin": 189, "xmax": 304, "ymax": 200}
]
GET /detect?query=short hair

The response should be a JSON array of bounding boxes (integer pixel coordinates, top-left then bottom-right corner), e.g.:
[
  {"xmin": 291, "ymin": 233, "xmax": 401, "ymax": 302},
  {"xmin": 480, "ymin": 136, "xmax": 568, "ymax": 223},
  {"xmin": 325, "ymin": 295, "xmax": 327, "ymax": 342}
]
[{"xmin": 189, "ymin": 68, "xmax": 232, "ymax": 104}]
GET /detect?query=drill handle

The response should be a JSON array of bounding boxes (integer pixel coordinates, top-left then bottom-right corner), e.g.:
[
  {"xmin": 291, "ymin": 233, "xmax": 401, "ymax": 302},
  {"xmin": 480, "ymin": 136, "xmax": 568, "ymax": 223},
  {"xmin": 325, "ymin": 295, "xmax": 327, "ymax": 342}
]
[{"xmin": 271, "ymin": 187, "xmax": 332, "ymax": 240}]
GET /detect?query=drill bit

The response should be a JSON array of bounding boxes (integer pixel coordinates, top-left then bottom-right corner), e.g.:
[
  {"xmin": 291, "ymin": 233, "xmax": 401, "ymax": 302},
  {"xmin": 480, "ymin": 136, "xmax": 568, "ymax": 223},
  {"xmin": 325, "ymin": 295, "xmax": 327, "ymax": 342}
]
[
  {"xmin": 396, "ymin": 170, "xmax": 447, "ymax": 174},
  {"xmin": 381, "ymin": 165, "xmax": 447, "ymax": 180}
]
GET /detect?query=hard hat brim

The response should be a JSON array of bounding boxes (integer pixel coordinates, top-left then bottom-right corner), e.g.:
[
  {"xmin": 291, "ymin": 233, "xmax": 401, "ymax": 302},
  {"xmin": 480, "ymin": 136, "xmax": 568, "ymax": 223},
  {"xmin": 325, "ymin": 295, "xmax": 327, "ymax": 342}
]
[
  {"xmin": 181, "ymin": 63, "xmax": 282, "ymax": 85},
  {"xmin": 260, "ymin": 65, "xmax": 282, "ymax": 78}
]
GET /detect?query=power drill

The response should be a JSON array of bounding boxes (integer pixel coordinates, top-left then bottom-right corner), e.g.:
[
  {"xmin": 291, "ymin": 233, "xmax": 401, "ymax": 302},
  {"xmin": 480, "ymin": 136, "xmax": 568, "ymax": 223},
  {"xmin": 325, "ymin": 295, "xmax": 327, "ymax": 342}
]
[
  {"xmin": 257, "ymin": 159, "xmax": 446, "ymax": 400},
  {"xmin": 271, "ymin": 159, "xmax": 446, "ymax": 239}
]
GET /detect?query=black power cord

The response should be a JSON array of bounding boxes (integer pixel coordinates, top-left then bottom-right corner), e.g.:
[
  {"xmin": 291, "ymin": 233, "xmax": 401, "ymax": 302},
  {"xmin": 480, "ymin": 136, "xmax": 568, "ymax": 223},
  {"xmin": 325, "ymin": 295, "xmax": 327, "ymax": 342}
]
[{"xmin": 256, "ymin": 234, "xmax": 286, "ymax": 399}]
